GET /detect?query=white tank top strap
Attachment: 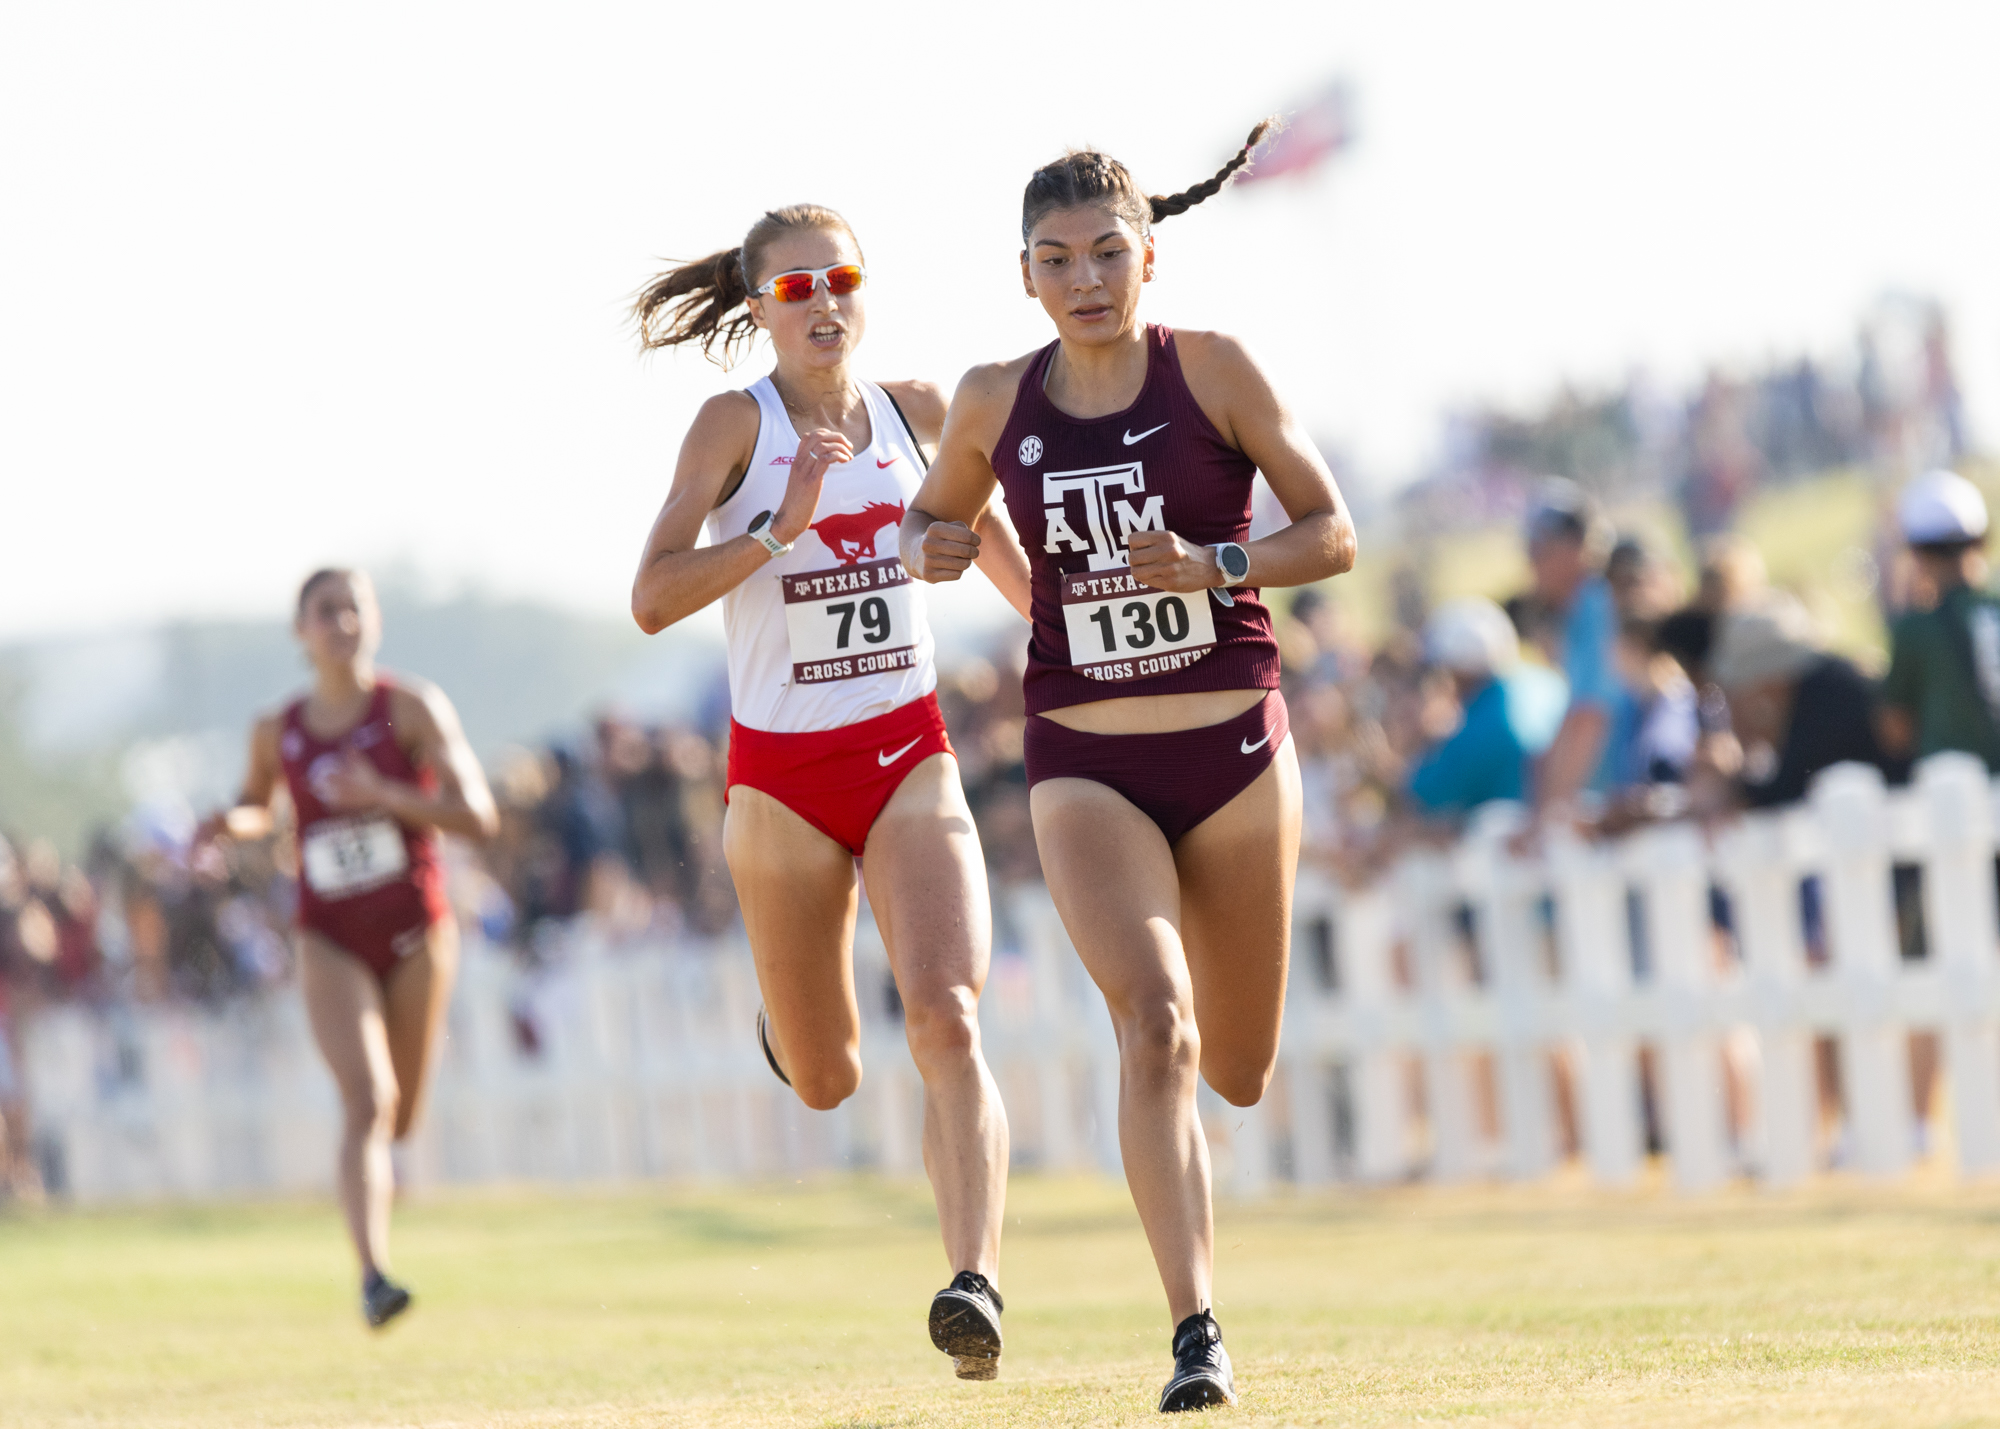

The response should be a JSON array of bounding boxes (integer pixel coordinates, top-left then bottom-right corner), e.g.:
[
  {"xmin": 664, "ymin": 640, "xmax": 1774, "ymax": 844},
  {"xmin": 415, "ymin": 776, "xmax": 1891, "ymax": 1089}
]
[{"xmin": 706, "ymin": 374, "xmax": 937, "ymax": 735}]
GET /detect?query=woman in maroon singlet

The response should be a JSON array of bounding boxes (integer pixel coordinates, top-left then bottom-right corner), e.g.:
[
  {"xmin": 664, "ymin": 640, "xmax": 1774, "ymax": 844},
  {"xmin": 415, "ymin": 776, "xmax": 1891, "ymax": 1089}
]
[
  {"xmin": 900, "ymin": 122, "xmax": 1357, "ymax": 1412},
  {"xmin": 206, "ymin": 568, "xmax": 497, "ymax": 1328}
]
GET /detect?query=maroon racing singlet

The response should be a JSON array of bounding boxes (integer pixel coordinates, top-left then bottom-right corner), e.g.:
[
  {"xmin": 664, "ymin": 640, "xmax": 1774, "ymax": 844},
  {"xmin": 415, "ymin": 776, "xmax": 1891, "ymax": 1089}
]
[
  {"xmin": 278, "ymin": 678, "xmax": 449, "ymax": 982},
  {"xmin": 991, "ymin": 324, "xmax": 1281, "ymax": 716}
]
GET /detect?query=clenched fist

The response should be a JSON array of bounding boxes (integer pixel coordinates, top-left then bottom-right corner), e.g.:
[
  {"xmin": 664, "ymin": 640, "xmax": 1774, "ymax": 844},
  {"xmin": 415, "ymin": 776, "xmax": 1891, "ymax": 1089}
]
[
  {"xmin": 912, "ymin": 520, "xmax": 981, "ymax": 582},
  {"xmin": 1127, "ymin": 529, "xmax": 1221, "ymax": 593}
]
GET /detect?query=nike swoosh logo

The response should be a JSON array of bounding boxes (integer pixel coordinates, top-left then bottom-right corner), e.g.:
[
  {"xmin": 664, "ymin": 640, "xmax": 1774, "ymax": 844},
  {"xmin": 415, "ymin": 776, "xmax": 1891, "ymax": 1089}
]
[
  {"xmin": 1122, "ymin": 422, "xmax": 1169, "ymax": 445},
  {"xmin": 1240, "ymin": 731, "xmax": 1273, "ymax": 755},
  {"xmin": 876, "ymin": 457, "xmax": 898, "ymax": 468},
  {"xmin": 878, "ymin": 737, "xmax": 923, "ymax": 766}
]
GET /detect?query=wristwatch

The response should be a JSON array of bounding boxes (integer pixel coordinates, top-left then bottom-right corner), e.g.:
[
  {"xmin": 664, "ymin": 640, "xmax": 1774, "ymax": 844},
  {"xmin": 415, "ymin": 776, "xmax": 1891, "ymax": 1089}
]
[
  {"xmin": 747, "ymin": 510, "xmax": 793, "ymax": 558},
  {"xmin": 1209, "ymin": 542, "xmax": 1249, "ymax": 607}
]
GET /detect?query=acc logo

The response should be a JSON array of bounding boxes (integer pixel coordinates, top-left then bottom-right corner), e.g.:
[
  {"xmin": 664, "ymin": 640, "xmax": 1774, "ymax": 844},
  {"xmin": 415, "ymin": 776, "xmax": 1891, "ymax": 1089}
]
[{"xmin": 1018, "ymin": 435, "xmax": 1043, "ymax": 466}]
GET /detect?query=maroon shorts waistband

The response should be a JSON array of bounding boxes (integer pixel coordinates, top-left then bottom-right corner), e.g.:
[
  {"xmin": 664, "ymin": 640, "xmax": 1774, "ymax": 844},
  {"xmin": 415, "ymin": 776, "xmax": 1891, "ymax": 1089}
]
[{"xmin": 1023, "ymin": 691, "xmax": 1289, "ymax": 845}]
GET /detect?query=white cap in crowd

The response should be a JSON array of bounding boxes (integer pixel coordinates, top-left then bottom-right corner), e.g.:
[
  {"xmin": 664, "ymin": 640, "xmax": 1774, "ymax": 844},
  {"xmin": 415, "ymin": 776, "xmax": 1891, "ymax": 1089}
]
[
  {"xmin": 1425, "ymin": 597, "xmax": 1520, "ymax": 677},
  {"xmin": 1898, "ymin": 469, "xmax": 1989, "ymax": 545}
]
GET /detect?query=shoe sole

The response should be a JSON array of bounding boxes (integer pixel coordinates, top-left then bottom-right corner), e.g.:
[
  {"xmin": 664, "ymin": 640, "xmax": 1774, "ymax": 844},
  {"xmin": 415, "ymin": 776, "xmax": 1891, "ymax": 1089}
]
[
  {"xmin": 1159, "ymin": 1372, "xmax": 1236, "ymax": 1412},
  {"xmin": 929, "ymin": 1292, "xmax": 1002, "ymax": 1380},
  {"xmin": 756, "ymin": 1008, "xmax": 792, "ymax": 1088}
]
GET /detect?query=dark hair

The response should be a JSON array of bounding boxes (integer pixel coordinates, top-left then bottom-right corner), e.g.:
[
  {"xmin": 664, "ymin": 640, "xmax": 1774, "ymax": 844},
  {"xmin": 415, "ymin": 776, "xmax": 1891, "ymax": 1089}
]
[
  {"xmin": 1619, "ymin": 614, "xmax": 1662, "ymax": 649},
  {"xmin": 1911, "ymin": 537, "xmax": 1985, "ymax": 559},
  {"xmin": 297, "ymin": 567, "xmax": 364, "ymax": 614},
  {"xmin": 1655, "ymin": 609, "xmax": 1714, "ymax": 679},
  {"xmin": 1020, "ymin": 118, "xmax": 1280, "ymax": 243},
  {"xmin": 632, "ymin": 205, "xmax": 861, "ymax": 366},
  {"xmin": 1606, "ymin": 536, "xmax": 1655, "ymax": 582},
  {"xmin": 1525, "ymin": 477, "xmax": 1613, "ymax": 562}
]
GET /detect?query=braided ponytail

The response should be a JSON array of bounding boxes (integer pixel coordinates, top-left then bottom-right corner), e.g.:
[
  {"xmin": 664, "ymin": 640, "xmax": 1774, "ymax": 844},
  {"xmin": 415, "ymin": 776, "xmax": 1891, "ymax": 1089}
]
[
  {"xmin": 1020, "ymin": 117, "xmax": 1281, "ymax": 242},
  {"xmin": 1149, "ymin": 118, "xmax": 1281, "ymax": 222},
  {"xmin": 632, "ymin": 204, "xmax": 861, "ymax": 366}
]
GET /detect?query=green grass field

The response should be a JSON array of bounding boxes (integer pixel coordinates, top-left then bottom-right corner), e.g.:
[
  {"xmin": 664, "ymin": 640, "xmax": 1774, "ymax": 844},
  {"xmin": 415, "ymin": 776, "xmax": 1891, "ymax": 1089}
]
[{"xmin": 4, "ymin": 1173, "xmax": 1999, "ymax": 1427}]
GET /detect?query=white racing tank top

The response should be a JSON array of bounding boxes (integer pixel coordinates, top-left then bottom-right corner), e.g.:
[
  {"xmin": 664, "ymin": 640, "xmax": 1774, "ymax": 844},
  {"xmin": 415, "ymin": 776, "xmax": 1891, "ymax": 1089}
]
[{"xmin": 707, "ymin": 376, "xmax": 937, "ymax": 733}]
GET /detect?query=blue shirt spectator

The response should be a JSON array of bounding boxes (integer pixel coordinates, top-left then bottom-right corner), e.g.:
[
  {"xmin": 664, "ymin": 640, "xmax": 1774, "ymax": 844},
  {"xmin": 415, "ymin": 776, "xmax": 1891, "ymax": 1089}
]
[
  {"xmin": 1559, "ymin": 574, "xmax": 1632, "ymax": 791},
  {"xmin": 1409, "ymin": 665, "xmax": 1570, "ymax": 815},
  {"xmin": 1524, "ymin": 480, "xmax": 1620, "ymax": 814},
  {"xmin": 1408, "ymin": 597, "xmax": 1570, "ymax": 818}
]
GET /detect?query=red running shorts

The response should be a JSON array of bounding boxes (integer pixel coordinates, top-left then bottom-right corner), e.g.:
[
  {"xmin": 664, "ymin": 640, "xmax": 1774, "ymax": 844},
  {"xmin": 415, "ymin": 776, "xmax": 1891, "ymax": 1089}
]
[{"xmin": 725, "ymin": 692, "xmax": 956, "ymax": 856}]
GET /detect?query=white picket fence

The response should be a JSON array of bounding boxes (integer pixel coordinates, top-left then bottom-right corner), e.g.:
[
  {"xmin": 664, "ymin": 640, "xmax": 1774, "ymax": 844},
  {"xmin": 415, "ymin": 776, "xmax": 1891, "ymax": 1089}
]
[{"xmin": 22, "ymin": 752, "xmax": 2000, "ymax": 1203}]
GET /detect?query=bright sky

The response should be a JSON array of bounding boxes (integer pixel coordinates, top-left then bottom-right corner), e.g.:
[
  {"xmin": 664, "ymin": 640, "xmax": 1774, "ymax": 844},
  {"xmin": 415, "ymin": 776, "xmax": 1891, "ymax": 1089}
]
[{"xmin": 4, "ymin": 0, "xmax": 1997, "ymax": 641}]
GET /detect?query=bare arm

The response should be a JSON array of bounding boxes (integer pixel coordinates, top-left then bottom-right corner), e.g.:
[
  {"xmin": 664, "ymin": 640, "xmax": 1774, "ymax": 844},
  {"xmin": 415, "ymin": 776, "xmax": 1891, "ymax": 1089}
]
[
  {"xmin": 319, "ymin": 683, "xmax": 500, "ymax": 841},
  {"xmin": 879, "ymin": 377, "xmax": 946, "ymax": 454},
  {"xmin": 1533, "ymin": 703, "xmax": 1611, "ymax": 819},
  {"xmin": 1124, "ymin": 332, "xmax": 1358, "ymax": 594},
  {"xmin": 630, "ymin": 392, "xmax": 853, "ymax": 634},
  {"xmin": 899, "ymin": 359, "xmax": 1029, "ymax": 587},
  {"xmin": 971, "ymin": 499, "xmax": 1033, "ymax": 620},
  {"xmin": 1877, "ymin": 704, "xmax": 1915, "ymax": 759},
  {"xmin": 201, "ymin": 713, "xmax": 285, "ymax": 842},
  {"xmin": 889, "ymin": 371, "xmax": 1034, "ymax": 620}
]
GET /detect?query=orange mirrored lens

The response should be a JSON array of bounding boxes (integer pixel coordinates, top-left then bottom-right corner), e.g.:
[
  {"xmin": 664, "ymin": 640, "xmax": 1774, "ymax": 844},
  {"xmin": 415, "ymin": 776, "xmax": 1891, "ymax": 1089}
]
[
  {"xmin": 768, "ymin": 272, "xmax": 817, "ymax": 302},
  {"xmin": 824, "ymin": 264, "xmax": 864, "ymax": 295}
]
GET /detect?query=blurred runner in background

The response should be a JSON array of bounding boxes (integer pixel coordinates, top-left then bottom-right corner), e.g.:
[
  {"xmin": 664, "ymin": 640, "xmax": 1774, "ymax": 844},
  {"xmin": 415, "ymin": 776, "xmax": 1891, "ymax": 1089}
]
[
  {"xmin": 628, "ymin": 204, "xmax": 1030, "ymax": 1382},
  {"xmin": 202, "ymin": 569, "xmax": 497, "ymax": 1328}
]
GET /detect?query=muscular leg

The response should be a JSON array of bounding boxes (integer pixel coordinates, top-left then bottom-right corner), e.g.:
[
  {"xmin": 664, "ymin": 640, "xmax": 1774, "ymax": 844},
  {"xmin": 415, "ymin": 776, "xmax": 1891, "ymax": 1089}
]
[
  {"xmin": 862, "ymin": 754, "xmax": 1009, "ymax": 1282},
  {"xmin": 723, "ymin": 786, "xmax": 866, "ymax": 1111},
  {"xmin": 382, "ymin": 920, "xmax": 460, "ymax": 1142},
  {"xmin": 298, "ymin": 934, "xmax": 397, "ymax": 1278},
  {"xmin": 1031, "ymin": 777, "xmax": 1212, "ymax": 1324},
  {"xmin": 1175, "ymin": 741, "xmax": 1302, "ymax": 1107}
]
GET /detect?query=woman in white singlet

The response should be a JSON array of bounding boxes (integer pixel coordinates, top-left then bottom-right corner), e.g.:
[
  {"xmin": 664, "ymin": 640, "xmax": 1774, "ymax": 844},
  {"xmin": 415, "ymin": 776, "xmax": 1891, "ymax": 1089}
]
[{"xmin": 629, "ymin": 205, "xmax": 1031, "ymax": 1381}]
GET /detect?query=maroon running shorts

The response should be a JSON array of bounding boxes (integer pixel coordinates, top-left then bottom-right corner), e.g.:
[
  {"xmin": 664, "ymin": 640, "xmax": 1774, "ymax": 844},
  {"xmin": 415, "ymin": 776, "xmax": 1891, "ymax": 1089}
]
[{"xmin": 1023, "ymin": 690, "xmax": 1290, "ymax": 845}]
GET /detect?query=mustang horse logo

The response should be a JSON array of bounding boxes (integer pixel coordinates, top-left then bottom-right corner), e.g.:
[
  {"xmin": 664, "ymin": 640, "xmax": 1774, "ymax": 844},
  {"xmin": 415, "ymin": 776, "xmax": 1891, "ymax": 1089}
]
[{"xmin": 809, "ymin": 501, "xmax": 905, "ymax": 566}]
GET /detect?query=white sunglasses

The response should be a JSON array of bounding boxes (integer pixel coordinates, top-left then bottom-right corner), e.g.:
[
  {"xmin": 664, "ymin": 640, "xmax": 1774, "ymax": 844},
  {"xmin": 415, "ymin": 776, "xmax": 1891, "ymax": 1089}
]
[{"xmin": 752, "ymin": 263, "xmax": 867, "ymax": 302}]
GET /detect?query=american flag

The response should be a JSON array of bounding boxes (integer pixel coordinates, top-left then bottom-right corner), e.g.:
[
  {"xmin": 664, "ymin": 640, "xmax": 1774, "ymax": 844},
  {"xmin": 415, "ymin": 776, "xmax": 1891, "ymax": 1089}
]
[{"xmin": 1238, "ymin": 79, "xmax": 1356, "ymax": 184}]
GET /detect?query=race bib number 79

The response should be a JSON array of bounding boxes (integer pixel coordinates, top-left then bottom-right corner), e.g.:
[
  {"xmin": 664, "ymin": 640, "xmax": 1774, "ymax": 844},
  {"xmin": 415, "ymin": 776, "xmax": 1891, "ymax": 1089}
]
[
  {"xmin": 782, "ymin": 557, "xmax": 922, "ymax": 685},
  {"xmin": 1061, "ymin": 570, "xmax": 1217, "ymax": 683}
]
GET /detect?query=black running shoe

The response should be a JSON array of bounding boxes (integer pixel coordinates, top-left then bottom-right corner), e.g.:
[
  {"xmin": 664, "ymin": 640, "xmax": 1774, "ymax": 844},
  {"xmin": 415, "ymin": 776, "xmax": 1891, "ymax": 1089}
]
[
  {"xmin": 362, "ymin": 1273, "xmax": 412, "ymax": 1329},
  {"xmin": 1158, "ymin": 1309, "xmax": 1235, "ymax": 1412},
  {"xmin": 929, "ymin": 1270, "xmax": 1004, "ymax": 1380},
  {"xmin": 756, "ymin": 1006, "xmax": 791, "ymax": 1088}
]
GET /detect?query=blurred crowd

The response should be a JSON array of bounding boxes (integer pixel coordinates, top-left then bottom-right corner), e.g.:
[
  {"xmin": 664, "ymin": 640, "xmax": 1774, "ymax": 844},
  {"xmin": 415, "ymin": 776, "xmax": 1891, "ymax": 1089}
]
[
  {"xmin": 1407, "ymin": 294, "xmax": 1967, "ymax": 543},
  {"xmin": 10, "ymin": 463, "xmax": 1992, "ymax": 1007},
  {"xmin": 0, "ymin": 654, "xmax": 1051, "ymax": 1008},
  {"xmin": 6, "ymin": 455, "xmax": 2000, "ymax": 1191},
  {"xmin": 1288, "ymin": 468, "xmax": 2000, "ymax": 890}
]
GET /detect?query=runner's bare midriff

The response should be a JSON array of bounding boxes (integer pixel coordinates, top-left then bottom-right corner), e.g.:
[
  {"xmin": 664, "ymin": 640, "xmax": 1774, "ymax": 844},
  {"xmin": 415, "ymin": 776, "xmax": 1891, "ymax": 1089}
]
[{"xmin": 1037, "ymin": 687, "xmax": 1265, "ymax": 735}]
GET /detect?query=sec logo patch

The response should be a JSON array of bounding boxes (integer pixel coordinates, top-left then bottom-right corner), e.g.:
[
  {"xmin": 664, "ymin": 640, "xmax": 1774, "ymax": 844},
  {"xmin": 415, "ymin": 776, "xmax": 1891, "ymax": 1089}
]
[{"xmin": 1018, "ymin": 435, "xmax": 1043, "ymax": 466}]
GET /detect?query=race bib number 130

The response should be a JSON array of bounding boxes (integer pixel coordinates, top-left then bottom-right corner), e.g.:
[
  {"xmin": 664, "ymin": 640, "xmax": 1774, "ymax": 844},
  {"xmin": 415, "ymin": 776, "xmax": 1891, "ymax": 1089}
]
[
  {"xmin": 1061, "ymin": 570, "xmax": 1216, "ymax": 683},
  {"xmin": 783, "ymin": 557, "xmax": 922, "ymax": 685}
]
